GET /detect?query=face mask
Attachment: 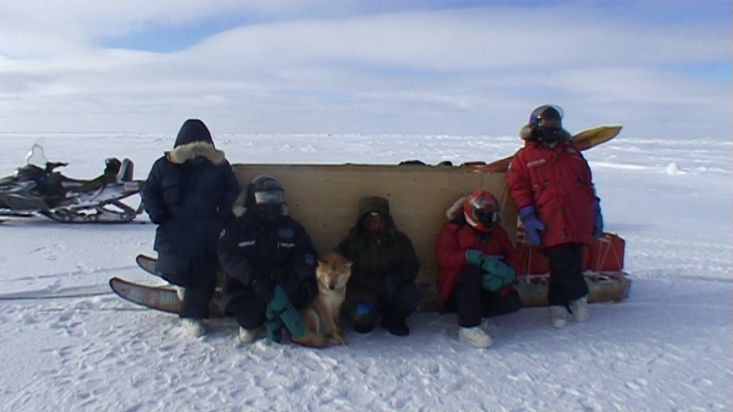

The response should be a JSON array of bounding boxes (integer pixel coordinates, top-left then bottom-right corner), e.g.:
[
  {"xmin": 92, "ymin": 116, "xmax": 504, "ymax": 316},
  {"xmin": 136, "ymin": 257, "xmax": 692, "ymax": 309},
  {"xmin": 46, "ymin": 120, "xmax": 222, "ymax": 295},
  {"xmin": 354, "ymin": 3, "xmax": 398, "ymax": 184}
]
[
  {"xmin": 257, "ymin": 203, "xmax": 281, "ymax": 220},
  {"xmin": 362, "ymin": 213, "xmax": 385, "ymax": 236},
  {"xmin": 474, "ymin": 209, "xmax": 496, "ymax": 227},
  {"xmin": 536, "ymin": 126, "xmax": 563, "ymax": 143}
]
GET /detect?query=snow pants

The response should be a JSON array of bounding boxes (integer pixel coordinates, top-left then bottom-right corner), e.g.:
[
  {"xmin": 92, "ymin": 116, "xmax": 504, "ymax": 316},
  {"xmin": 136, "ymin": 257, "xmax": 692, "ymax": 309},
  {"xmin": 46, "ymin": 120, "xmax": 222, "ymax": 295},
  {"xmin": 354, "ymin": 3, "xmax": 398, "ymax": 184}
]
[
  {"xmin": 544, "ymin": 243, "xmax": 589, "ymax": 306},
  {"xmin": 446, "ymin": 266, "xmax": 521, "ymax": 328},
  {"xmin": 178, "ymin": 271, "xmax": 217, "ymax": 319}
]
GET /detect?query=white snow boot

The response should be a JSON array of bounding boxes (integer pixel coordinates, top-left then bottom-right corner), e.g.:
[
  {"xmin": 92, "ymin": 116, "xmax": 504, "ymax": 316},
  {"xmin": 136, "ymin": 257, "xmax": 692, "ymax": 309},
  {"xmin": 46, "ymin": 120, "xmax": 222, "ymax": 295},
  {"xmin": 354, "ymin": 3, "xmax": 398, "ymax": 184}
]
[
  {"xmin": 238, "ymin": 326, "xmax": 258, "ymax": 344},
  {"xmin": 458, "ymin": 326, "xmax": 493, "ymax": 348},
  {"xmin": 570, "ymin": 296, "xmax": 589, "ymax": 322},
  {"xmin": 480, "ymin": 319, "xmax": 492, "ymax": 333},
  {"xmin": 550, "ymin": 305, "xmax": 568, "ymax": 328},
  {"xmin": 181, "ymin": 318, "xmax": 205, "ymax": 337}
]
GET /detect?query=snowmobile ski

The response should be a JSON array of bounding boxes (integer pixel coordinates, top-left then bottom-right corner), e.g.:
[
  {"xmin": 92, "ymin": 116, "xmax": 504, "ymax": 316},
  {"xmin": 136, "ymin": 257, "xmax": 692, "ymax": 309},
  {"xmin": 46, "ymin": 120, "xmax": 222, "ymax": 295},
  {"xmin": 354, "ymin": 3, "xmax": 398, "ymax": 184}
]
[
  {"xmin": 135, "ymin": 254, "xmax": 158, "ymax": 276},
  {"xmin": 109, "ymin": 277, "xmax": 225, "ymax": 317}
]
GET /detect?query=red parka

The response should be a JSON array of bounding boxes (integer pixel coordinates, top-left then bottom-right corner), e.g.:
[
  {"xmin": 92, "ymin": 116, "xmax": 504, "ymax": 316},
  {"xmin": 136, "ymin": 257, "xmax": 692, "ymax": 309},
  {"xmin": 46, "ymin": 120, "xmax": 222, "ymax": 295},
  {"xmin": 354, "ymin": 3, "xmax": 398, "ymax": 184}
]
[
  {"xmin": 435, "ymin": 199, "xmax": 518, "ymax": 311},
  {"xmin": 507, "ymin": 138, "xmax": 596, "ymax": 248}
]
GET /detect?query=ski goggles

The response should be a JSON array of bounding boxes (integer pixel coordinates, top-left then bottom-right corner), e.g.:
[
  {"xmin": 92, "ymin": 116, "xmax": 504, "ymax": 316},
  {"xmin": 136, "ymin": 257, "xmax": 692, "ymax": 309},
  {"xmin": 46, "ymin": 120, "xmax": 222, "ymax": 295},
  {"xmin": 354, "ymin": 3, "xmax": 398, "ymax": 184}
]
[{"xmin": 254, "ymin": 190, "xmax": 284, "ymax": 205}]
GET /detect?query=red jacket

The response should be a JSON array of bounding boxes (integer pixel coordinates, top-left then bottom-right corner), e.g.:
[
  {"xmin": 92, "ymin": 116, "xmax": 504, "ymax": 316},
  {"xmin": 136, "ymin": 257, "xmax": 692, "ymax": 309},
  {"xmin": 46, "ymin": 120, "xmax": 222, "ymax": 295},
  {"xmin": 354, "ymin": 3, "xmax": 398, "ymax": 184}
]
[
  {"xmin": 507, "ymin": 139, "xmax": 596, "ymax": 248},
  {"xmin": 435, "ymin": 207, "xmax": 518, "ymax": 311}
]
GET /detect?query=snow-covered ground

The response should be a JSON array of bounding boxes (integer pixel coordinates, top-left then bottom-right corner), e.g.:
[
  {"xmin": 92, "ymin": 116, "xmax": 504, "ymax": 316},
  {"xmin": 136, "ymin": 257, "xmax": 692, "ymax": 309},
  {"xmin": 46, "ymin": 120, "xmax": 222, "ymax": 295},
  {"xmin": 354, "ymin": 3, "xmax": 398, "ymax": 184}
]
[{"xmin": 0, "ymin": 132, "xmax": 731, "ymax": 411}]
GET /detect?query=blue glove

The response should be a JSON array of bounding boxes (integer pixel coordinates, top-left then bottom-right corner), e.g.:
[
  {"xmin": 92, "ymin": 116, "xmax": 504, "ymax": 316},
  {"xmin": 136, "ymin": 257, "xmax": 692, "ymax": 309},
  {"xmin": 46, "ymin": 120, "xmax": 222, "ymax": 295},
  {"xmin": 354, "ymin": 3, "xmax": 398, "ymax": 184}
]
[
  {"xmin": 480, "ymin": 256, "xmax": 516, "ymax": 285},
  {"xmin": 519, "ymin": 206, "xmax": 545, "ymax": 247},
  {"xmin": 352, "ymin": 301, "xmax": 377, "ymax": 332},
  {"xmin": 593, "ymin": 198, "xmax": 604, "ymax": 237},
  {"xmin": 355, "ymin": 302, "xmax": 375, "ymax": 316}
]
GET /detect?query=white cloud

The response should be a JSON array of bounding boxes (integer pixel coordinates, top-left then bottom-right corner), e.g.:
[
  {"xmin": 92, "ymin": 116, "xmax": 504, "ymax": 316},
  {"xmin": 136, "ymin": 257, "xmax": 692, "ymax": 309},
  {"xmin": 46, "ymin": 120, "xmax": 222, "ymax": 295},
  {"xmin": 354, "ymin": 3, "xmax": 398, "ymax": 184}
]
[{"xmin": 0, "ymin": 3, "xmax": 729, "ymax": 138}]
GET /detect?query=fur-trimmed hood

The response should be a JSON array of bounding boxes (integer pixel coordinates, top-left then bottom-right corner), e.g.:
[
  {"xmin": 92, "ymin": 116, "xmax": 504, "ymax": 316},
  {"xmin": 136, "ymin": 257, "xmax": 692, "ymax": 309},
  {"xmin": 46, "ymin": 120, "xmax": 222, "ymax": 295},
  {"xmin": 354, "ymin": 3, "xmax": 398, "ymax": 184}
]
[
  {"xmin": 444, "ymin": 194, "xmax": 502, "ymax": 228},
  {"xmin": 445, "ymin": 196, "xmax": 466, "ymax": 220},
  {"xmin": 174, "ymin": 118, "xmax": 214, "ymax": 147},
  {"xmin": 166, "ymin": 141, "xmax": 226, "ymax": 166},
  {"xmin": 519, "ymin": 124, "xmax": 572, "ymax": 141}
]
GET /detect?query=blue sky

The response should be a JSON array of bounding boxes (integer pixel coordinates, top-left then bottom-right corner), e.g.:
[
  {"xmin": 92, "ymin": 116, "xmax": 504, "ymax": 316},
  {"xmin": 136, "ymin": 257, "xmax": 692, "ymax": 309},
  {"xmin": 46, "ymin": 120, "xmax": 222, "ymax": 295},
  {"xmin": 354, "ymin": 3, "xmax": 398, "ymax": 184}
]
[{"xmin": 0, "ymin": 1, "xmax": 730, "ymax": 139}]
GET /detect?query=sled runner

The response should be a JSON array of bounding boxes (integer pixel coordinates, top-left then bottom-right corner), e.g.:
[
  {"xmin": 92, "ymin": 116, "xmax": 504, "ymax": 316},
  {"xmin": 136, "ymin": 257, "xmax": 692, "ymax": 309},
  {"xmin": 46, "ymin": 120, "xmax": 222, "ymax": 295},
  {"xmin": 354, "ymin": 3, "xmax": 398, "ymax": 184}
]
[
  {"xmin": 111, "ymin": 268, "xmax": 630, "ymax": 315},
  {"xmin": 516, "ymin": 271, "xmax": 631, "ymax": 308},
  {"xmin": 0, "ymin": 144, "xmax": 144, "ymax": 223}
]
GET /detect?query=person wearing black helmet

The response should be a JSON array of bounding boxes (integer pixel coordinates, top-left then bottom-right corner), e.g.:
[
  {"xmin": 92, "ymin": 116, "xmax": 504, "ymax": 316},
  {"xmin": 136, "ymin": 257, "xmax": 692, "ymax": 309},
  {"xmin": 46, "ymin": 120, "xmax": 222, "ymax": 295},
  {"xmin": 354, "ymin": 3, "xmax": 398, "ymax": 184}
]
[
  {"xmin": 336, "ymin": 196, "xmax": 421, "ymax": 337},
  {"xmin": 508, "ymin": 105, "xmax": 604, "ymax": 328},
  {"xmin": 142, "ymin": 119, "xmax": 241, "ymax": 337},
  {"xmin": 218, "ymin": 175, "xmax": 318, "ymax": 344}
]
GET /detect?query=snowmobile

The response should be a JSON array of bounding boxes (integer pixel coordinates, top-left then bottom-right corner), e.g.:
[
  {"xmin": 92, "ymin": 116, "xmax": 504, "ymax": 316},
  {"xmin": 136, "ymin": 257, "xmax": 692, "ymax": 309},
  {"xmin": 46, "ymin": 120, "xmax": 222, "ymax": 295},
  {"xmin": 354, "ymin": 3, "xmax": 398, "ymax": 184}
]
[{"xmin": 0, "ymin": 144, "xmax": 144, "ymax": 223}]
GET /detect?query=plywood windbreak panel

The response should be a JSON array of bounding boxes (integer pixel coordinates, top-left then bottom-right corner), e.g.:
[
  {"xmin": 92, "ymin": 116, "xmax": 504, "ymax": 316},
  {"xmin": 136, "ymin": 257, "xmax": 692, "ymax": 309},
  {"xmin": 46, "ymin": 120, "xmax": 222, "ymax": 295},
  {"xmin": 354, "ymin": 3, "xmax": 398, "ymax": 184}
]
[{"xmin": 232, "ymin": 163, "xmax": 514, "ymax": 284}]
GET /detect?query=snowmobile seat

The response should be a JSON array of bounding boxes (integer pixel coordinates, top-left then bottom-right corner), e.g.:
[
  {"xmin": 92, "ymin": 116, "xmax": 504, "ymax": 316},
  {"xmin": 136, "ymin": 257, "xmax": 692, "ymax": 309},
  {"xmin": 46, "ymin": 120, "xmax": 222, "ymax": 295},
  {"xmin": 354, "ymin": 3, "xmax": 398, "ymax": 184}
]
[
  {"xmin": 104, "ymin": 158, "xmax": 122, "ymax": 178},
  {"xmin": 117, "ymin": 159, "xmax": 134, "ymax": 182}
]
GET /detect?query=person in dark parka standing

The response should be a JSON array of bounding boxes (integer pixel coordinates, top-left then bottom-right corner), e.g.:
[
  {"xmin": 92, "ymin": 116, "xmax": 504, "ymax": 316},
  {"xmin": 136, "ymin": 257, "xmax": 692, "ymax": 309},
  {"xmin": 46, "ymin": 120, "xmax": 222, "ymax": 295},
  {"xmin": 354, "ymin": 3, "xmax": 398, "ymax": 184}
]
[{"xmin": 142, "ymin": 119, "xmax": 241, "ymax": 336}]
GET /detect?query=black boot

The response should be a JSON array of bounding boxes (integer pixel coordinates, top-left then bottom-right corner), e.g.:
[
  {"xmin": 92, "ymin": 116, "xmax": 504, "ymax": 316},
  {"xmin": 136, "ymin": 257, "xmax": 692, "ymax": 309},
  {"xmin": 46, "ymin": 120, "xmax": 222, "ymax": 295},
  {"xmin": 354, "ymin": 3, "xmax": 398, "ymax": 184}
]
[
  {"xmin": 382, "ymin": 316, "xmax": 410, "ymax": 337},
  {"xmin": 354, "ymin": 321, "xmax": 376, "ymax": 334}
]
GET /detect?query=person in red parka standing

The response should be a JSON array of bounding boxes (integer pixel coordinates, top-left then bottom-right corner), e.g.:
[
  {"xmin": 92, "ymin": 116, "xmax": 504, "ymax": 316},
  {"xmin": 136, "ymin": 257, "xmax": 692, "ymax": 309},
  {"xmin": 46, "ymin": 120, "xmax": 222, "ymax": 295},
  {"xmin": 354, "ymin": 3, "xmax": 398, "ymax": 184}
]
[
  {"xmin": 507, "ymin": 104, "xmax": 604, "ymax": 328},
  {"xmin": 435, "ymin": 189, "xmax": 522, "ymax": 348}
]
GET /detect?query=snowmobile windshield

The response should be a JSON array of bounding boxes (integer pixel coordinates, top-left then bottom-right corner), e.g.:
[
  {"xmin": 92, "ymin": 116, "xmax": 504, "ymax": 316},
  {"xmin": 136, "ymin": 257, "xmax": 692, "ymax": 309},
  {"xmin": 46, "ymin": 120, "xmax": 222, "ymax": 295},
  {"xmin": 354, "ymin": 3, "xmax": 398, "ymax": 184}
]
[{"xmin": 24, "ymin": 144, "xmax": 49, "ymax": 168}]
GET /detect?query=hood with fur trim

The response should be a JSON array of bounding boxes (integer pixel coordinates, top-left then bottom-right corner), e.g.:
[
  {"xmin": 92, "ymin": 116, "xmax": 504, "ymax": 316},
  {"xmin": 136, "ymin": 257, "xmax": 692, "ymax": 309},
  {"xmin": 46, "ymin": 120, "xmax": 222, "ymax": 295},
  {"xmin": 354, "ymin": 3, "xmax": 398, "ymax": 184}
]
[
  {"xmin": 445, "ymin": 196, "xmax": 466, "ymax": 221},
  {"xmin": 519, "ymin": 124, "xmax": 572, "ymax": 142},
  {"xmin": 174, "ymin": 119, "xmax": 214, "ymax": 147},
  {"xmin": 444, "ymin": 195, "xmax": 502, "ymax": 229},
  {"xmin": 166, "ymin": 141, "xmax": 226, "ymax": 166}
]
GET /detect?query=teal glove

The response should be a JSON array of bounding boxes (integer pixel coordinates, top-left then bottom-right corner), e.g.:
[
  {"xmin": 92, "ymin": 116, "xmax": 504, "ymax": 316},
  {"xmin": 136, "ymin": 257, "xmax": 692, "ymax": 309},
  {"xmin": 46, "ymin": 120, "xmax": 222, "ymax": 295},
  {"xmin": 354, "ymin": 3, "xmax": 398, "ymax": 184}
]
[
  {"xmin": 481, "ymin": 273, "xmax": 503, "ymax": 291},
  {"xmin": 266, "ymin": 285, "xmax": 305, "ymax": 341},
  {"xmin": 480, "ymin": 256, "xmax": 516, "ymax": 285},
  {"xmin": 265, "ymin": 309, "xmax": 283, "ymax": 342},
  {"xmin": 465, "ymin": 249, "xmax": 485, "ymax": 266}
]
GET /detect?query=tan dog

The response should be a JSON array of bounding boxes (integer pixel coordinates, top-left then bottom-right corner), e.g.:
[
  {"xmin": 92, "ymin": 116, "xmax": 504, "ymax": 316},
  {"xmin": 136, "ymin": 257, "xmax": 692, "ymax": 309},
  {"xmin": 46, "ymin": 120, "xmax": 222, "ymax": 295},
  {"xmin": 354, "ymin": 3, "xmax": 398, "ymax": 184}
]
[{"xmin": 292, "ymin": 252, "xmax": 352, "ymax": 348}]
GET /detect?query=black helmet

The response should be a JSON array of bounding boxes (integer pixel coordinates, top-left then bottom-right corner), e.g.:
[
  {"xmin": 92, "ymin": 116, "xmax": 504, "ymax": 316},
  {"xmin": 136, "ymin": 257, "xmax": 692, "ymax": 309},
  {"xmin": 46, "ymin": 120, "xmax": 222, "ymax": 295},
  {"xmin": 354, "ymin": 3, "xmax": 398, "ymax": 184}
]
[
  {"xmin": 528, "ymin": 104, "xmax": 566, "ymax": 143},
  {"xmin": 246, "ymin": 175, "xmax": 285, "ymax": 220},
  {"xmin": 529, "ymin": 104, "xmax": 564, "ymax": 128},
  {"xmin": 247, "ymin": 175, "xmax": 284, "ymax": 206}
]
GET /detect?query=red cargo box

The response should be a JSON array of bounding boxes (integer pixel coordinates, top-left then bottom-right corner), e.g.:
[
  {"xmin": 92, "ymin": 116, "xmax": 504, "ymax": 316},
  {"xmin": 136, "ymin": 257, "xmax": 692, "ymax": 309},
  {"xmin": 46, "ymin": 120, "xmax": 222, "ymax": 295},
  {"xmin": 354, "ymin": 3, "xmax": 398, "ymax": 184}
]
[{"xmin": 585, "ymin": 232, "xmax": 625, "ymax": 272}]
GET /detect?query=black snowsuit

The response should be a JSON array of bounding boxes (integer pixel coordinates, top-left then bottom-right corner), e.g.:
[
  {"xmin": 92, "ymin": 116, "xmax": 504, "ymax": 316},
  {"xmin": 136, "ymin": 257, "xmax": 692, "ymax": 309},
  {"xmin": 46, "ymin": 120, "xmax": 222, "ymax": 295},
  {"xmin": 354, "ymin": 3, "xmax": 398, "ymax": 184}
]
[
  {"xmin": 142, "ymin": 119, "xmax": 241, "ymax": 319},
  {"xmin": 336, "ymin": 196, "xmax": 421, "ymax": 329},
  {"xmin": 218, "ymin": 204, "xmax": 318, "ymax": 330}
]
